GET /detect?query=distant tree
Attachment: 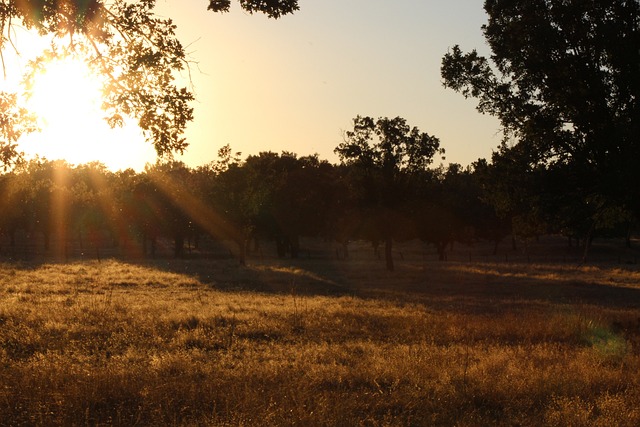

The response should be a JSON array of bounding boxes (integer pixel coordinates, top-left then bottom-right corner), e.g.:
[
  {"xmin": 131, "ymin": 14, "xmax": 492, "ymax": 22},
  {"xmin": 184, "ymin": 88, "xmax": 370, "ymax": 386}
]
[
  {"xmin": 205, "ymin": 150, "xmax": 336, "ymax": 263},
  {"xmin": 335, "ymin": 115, "xmax": 443, "ymax": 271},
  {"xmin": 112, "ymin": 168, "xmax": 145, "ymax": 256},
  {"xmin": 143, "ymin": 162, "xmax": 197, "ymax": 258},
  {"xmin": 128, "ymin": 173, "xmax": 162, "ymax": 257},
  {"xmin": 413, "ymin": 165, "xmax": 475, "ymax": 260},
  {"xmin": 208, "ymin": 144, "xmax": 243, "ymax": 175},
  {"xmin": 210, "ymin": 152, "xmax": 271, "ymax": 265},
  {"xmin": 442, "ymin": 0, "xmax": 640, "ymax": 245},
  {"xmin": 0, "ymin": 171, "xmax": 29, "ymax": 253},
  {"xmin": 473, "ymin": 146, "xmax": 548, "ymax": 251},
  {"xmin": 268, "ymin": 154, "xmax": 335, "ymax": 258},
  {"xmin": 538, "ymin": 160, "xmax": 633, "ymax": 257},
  {"xmin": 323, "ymin": 164, "xmax": 360, "ymax": 260},
  {"xmin": 47, "ymin": 161, "xmax": 74, "ymax": 257},
  {"xmin": 18, "ymin": 160, "xmax": 75, "ymax": 257},
  {"xmin": 470, "ymin": 158, "xmax": 514, "ymax": 254},
  {"xmin": 70, "ymin": 162, "xmax": 114, "ymax": 259},
  {"xmin": 236, "ymin": 152, "xmax": 293, "ymax": 257}
]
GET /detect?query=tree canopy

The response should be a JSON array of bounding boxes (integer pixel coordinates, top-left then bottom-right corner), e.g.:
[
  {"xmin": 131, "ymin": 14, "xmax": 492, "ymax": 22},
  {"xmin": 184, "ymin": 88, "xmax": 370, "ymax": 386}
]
[
  {"xmin": 441, "ymin": 0, "xmax": 640, "ymax": 223},
  {"xmin": 0, "ymin": 0, "xmax": 299, "ymax": 168},
  {"xmin": 207, "ymin": 0, "xmax": 299, "ymax": 18},
  {"xmin": 335, "ymin": 115, "xmax": 443, "ymax": 271}
]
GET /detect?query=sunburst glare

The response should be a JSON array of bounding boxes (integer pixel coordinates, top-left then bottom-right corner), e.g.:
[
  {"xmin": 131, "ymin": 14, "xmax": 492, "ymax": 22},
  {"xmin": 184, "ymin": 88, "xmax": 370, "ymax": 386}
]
[{"xmin": 18, "ymin": 56, "xmax": 157, "ymax": 171}]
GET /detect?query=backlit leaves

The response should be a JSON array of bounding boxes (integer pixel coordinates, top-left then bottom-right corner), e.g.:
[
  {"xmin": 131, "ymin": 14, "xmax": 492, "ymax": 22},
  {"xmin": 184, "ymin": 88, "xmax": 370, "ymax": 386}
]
[
  {"xmin": 0, "ymin": 92, "xmax": 36, "ymax": 170},
  {"xmin": 0, "ymin": 0, "xmax": 299, "ymax": 167},
  {"xmin": 208, "ymin": 0, "xmax": 299, "ymax": 19}
]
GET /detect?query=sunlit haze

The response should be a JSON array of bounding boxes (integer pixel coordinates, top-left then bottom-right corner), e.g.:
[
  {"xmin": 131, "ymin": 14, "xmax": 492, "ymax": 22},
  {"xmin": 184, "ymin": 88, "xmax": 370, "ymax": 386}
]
[
  {"xmin": 156, "ymin": 0, "xmax": 500, "ymax": 168},
  {"xmin": 6, "ymin": 1, "xmax": 500, "ymax": 170},
  {"xmin": 20, "ymin": 57, "xmax": 156, "ymax": 171}
]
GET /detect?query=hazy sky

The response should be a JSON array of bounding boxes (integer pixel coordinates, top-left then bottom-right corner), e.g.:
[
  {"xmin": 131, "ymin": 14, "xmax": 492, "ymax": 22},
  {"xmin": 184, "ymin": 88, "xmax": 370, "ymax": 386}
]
[
  {"xmin": 5, "ymin": 1, "xmax": 501, "ymax": 170},
  {"xmin": 155, "ymin": 0, "xmax": 501, "ymax": 168}
]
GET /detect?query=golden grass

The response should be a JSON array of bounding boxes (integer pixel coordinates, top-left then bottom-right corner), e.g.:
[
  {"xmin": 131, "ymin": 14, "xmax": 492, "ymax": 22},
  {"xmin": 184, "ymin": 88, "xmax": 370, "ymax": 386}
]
[{"xmin": 1, "ymin": 257, "xmax": 640, "ymax": 425}]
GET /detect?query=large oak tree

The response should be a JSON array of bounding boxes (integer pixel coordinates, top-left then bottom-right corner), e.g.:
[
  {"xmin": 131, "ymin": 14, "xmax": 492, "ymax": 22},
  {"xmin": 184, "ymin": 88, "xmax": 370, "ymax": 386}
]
[{"xmin": 442, "ymin": 0, "xmax": 640, "ymax": 238}]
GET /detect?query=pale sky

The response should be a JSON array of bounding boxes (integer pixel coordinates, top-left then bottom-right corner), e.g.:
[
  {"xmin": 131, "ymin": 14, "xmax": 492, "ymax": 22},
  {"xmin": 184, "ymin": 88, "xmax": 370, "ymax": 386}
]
[
  {"xmin": 157, "ymin": 0, "xmax": 501, "ymax": 168},
  {"xmin": 7, "ymin": 0, "xmax": 502, "ymax": 171}
]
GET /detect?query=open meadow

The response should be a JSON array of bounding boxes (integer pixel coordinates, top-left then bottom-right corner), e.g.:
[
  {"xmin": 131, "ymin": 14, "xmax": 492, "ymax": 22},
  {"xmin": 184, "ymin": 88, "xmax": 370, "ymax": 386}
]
[{"xmin": 1, "ymin": 239, "xmax": 640, "ymax": 426}]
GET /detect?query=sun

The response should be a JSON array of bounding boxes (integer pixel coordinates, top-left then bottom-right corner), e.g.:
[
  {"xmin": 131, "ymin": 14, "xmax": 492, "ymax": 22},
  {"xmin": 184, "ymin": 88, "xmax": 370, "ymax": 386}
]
[{"xmin": 18, "ymin": 56, "xmax": 157, "ymax": 171}]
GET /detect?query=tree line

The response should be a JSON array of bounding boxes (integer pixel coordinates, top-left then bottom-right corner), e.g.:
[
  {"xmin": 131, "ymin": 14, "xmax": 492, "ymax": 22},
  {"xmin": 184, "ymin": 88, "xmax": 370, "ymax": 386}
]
[
  {"xmin": 1, "ymin": 1, "xmax": 638, "ymax": 270},
  {"xmin": 1, "ymin": 116, "xmax": 637, "ymax": 270}
]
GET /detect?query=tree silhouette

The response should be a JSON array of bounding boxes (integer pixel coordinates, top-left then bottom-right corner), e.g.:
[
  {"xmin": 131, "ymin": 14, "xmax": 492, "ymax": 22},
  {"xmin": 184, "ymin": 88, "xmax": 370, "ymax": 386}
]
[
  {"xmin": 210, "ymin": 153, "xmax": 269, "ymax": 265},
  {"xmin": 263, "ymin": 153, "xmax": 334, "ymax": 258},
  {"xmin": 140, "ymin": 162, "xmax": 196, "ymax": 258},
  {"xmin": 207, "ymin": 0, "xmax": 299, "ymax": 18},
  {"xmin": 335, "ymin": 116, "xmax": 443, "ymax": 271},
  {"xmin": 442, "ymin": 0, "xmax": 640, "ymax": 242},
  {"xmin": 412, "ymin": 164, "xmax": 486, "ymax": 261},
  {"xmin": 70, "ymin": 162, "xmax": 116, "ymax": 259},
  {"xmin": 0, "ymin": 170, "xmax": 29, "ymax": 253}
]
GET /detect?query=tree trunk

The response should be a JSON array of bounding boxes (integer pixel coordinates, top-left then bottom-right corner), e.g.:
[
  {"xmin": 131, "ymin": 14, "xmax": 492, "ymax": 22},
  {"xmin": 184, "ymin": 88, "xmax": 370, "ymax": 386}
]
[
  {"xmin": 372, "ymin": 240, "xmax": 380, "ymax": 259},
  {"xmin": 436, "ymin": 241, "xmax": 448, "ymax": 261},
  {"xmin": 276, "ymin": 236, "xmax": 288, "ymax": 258},
  {"xmin": 342, "ymin": 240, "xmax": 349, "ymax": 259},
  {"xmin": 385, "ymin": 238, "xmax": 394, "ymax": 271},
  {"xmin": 78, "ymin": 231, "xmax": 83, "ymax": 251},
  {"xmin": 581, "ymin": 222, "xmax": 597, "ymax": 263},
  {"xmin": 290, "ymin": 235, "xmax": 300, "ymax": 259},
  {"xmin": 142, "ymin": 234, "xmax": 148, "ymax": 256},
  {"xmin": 174, "ymin": 235, "xmax": 184, "ymax": 258},
  {"xmin": 238, "ymin": 238, "xmax": 247, "ymax": 266}
]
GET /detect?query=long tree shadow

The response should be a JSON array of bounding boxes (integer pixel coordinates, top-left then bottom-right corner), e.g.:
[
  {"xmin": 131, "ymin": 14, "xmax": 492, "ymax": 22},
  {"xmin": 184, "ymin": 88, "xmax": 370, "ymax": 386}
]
[
  {"xmin": 343, "ymin": 260, "xmax": 640, "ymax": 313},
  {"xmin": 125, "ymin": 257, "xmax": 351, "ymax": 296},
  {"xmin": 122, "ymin": 256, "xmax": 640, "ymax": 313},
  {"xmin": 4, "ymin": 252, "xmax": 640, "ymax": 314}
]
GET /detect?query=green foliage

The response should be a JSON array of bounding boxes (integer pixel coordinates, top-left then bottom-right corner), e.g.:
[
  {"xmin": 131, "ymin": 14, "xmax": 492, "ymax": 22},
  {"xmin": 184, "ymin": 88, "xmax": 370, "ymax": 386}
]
[
  {"xmin": 411, "ymin": 164, "xmax": 500, "ymax": 259},
  {"xmin": 205, "ymin": 150, "xmax": 336, "ymax": 261},
  {"xmin": 0, "ymin": 92, "xmax": 37, "ymax": 170}
]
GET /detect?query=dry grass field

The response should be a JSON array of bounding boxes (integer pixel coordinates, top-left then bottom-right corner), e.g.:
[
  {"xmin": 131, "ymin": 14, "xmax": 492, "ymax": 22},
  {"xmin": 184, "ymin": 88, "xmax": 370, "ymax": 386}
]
[{"xmin": 1, "ymin": 238, "xmax": 640, "ymax": 425}]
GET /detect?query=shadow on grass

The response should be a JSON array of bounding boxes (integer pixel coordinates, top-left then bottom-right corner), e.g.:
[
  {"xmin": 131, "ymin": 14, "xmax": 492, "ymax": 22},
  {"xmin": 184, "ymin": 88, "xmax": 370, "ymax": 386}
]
[
  {"xmin": 4, "ymin": 250, "xmax": 640, "ymax": 313},
  {"xmin": 116, "ymin": 255, "xmax": 640, "ymax": 313}
]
